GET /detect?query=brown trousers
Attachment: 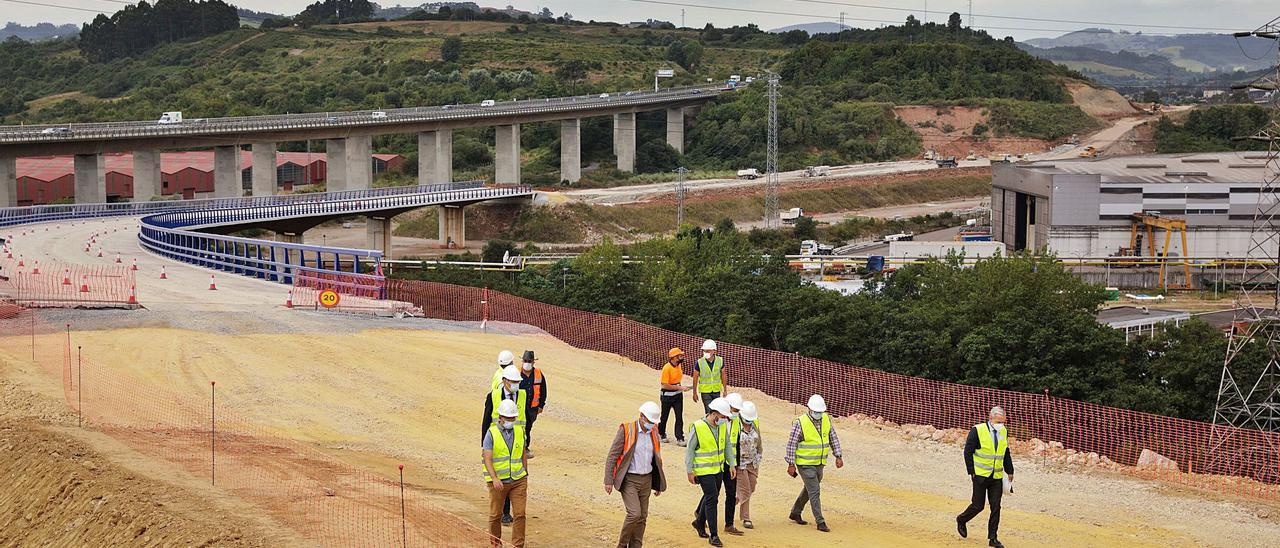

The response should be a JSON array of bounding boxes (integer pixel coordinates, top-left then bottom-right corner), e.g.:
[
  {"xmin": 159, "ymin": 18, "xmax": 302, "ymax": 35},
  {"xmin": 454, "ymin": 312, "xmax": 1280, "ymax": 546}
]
[
  {"xmin": 736, "ymin": 464, "xmax": 759, "ymax": 521},
  {"xmin": 617, "ymin": 472, "xmax": 653, "ymax": 548},
  {"xmin": 489, "ymin": 477, "xmax": 527, "ymax": 547}
]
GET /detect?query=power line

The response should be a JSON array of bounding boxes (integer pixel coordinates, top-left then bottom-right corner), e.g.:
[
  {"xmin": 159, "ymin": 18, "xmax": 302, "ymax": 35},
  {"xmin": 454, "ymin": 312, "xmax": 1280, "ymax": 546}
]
[{"xmin": 0, "ymin": 0, "xmax": 108, "ymax": 14}]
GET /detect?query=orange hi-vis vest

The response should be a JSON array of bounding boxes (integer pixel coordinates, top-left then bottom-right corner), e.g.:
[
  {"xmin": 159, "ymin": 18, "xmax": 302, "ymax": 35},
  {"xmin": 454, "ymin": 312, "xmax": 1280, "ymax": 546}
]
[
  {"xmin": 613, "ymin": 421, "xmax": 661, "ymax": 479},
  {"xmin": 529, "ymin": 368, "xmax": 544, "ymax": 408}
]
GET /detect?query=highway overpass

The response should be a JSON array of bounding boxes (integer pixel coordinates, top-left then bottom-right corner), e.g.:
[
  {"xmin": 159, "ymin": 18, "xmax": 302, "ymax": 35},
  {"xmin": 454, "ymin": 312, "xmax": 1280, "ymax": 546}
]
[{"xmin": 0, "ymin": 85, "xmax": 731, "ymax": 208}]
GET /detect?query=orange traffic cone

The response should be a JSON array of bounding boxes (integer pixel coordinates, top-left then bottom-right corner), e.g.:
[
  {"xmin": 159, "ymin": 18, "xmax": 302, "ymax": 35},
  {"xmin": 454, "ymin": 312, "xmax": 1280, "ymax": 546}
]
[
  {"xmin": 285, "ymin": 289, "xmax": 294, "ymax": 308},
  {"xmin": 84, "ymin": 245, "xmax": 90, "ymax": 252},
  {"xmin": 208, "ymin": 275, "xmax": 217, "ymax": 290},
  {"xmin": 62, "ymin": 269, "xmax": 71, "ymax": 285},
  {"xmin": 79, "ymin": 276, "xmax": 89, "ymax": 293},
  {"xmin": 96, "ymin": 249, "xmax": 103, "ymax": 258},
  {"xmin": 114, "ymin": 253, "xmax": 122, "ymax": 264},
  {"xmin": 16, "ymin": 256, "xmax": 23, "ymax": 267},
  {"xmin": 130, "ymin": 258, "xmax": 138, "ymax": 271},
  {"xmin": 30, "ymin": 261, "xmax": 40, "ymax": 275},
  {"xmin": 159, "ymin": 266, "xmax": 168, "ymax": 280},
  {"xmin": 128, "ymin": 285, "xmax": 138, "ymax": 305}
]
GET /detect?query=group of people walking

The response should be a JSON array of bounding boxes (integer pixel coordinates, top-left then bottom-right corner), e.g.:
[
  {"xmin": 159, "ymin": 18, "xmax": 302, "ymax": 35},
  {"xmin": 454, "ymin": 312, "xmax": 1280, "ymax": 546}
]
[{"xmin": 480, "ymin": 340, "xmax": 1012, "ymax": 548}]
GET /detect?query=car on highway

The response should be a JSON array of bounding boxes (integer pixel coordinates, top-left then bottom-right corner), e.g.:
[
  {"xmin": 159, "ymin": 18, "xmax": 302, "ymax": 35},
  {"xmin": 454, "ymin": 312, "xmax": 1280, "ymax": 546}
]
[
  {"xmin": 599, "ymin": 93, "xmax": 610, "ymax": 99},
  {"xmin": 325, "ymin": 116, "xmax": 339, "ymax": 123},
  {"xmin": 441, "ymin": 105, "xmax": 452, "ymax": 110},
  {"xmin": 481, "ymin": 99, "xmax": 496, "ymax": 107},
  {"xmin": 691, "ymin": 88, "xmax": 702, "ymax": 94},
  {"xmin": 371, "ymin": 111, "xmax": 388, "ymax": 119},
  {"xmin": 624, "ymin": 91, "xmax": 635, "ymax": 96},
  {"xmin": 40, "ymin": 127, "xmax": 70, "ymax": 135}
]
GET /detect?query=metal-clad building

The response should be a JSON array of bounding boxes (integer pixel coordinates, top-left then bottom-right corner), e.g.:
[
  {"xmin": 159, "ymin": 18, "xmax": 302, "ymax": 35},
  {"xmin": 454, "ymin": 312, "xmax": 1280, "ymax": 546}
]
[{"xmin": 991, "ymin": 152, "xmax": 1274, "ymax": 257}]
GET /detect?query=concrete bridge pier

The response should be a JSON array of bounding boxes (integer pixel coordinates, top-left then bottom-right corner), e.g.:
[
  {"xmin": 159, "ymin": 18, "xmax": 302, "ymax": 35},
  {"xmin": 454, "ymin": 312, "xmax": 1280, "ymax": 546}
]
[
  {"xmin": 276, "ymin": 231, "xmax": 304, "ymax": 279},
  {"xmin": 74, "ymin": 153, "xmax": 105, "ymax": 203},
  {"xmin": 666, "ymin": 108, "xmax": 685, "ymax": 154},
  {"xmin": 495, "ymin": 124, "xmax": 521, "ymax": 185},
  {"xmin": 326, "ymin": 139, "xmax": 347, "ymax": 192},
  {"xmin": 133, "ymin": 150, "xmax": 162, "ymax": 201},
  {"xmin": 0, "ymin": 156, "xmax": 15, "ymax": 207},
  {"xmin": 614, "ymin": 112, "xmax": 635, "ymax": 172},
  {"xmin": 367, "ymin": 215, "xmax": 392, "ymax": 256},
  {"xmin": 251, "ymin": 143, "xmax": 277, "ymax": 196},
  {"xmin": 345, "ymin": 135, "xmax": 372, "ymax": 191},
  {"xmin": 213, "ymin": 146, "xmax": 240, "ymax": 199},
  {"xmin": 438, "ymin": 205, "xmax": 465, "ymax": 248},
  {"xmin": 560, "ymin": 119, "xmax": 581, "ymax": 184},
  {"xmin": 418, "ymin": 130, "xmax": 453, "ymax": 184}
]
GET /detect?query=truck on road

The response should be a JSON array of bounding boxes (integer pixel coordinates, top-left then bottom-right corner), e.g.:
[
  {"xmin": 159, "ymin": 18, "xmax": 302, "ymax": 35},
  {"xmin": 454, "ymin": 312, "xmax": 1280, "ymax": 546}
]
[
  {"xmin": 781, "ymin": 207, "xmax": 804, "ymax": 224},
  {"xmin": 157, "ymin": 112, "xmax": 183, "ymax": 124},
  {"xmin": 736, "ymin": 168, "xmax": 761, "ymax": 180},
  {"xmin": 802, "ymin": 165, "xmax": 830, "ymax": 177},
  {"xmin": 935, "ymin": 156, "xmax": 958, "ymax": 168}
]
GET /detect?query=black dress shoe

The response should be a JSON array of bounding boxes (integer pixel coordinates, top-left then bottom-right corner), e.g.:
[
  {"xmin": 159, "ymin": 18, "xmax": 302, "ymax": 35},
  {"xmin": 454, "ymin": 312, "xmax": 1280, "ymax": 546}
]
[
  {"xmin": 789, "ymin": 513, "xmax": 808, "ymax": 525},
  {"xmin": 989, "ymin": 539, "xmax": 1004, "ymax": 548},
  {"xmin": 692, "ymin": 520, "xmax": 709, "ymax": 539},
  {"xmin": 709, "ymin": 536, "xmax": 724, "ymax": 547},
  {"xmin": 817, "ymin": 523, "xmax": 831, "ymax": 532},
  {"xmin": 957, "ymin": 517, "xmax": 968, "ymax": 538}
]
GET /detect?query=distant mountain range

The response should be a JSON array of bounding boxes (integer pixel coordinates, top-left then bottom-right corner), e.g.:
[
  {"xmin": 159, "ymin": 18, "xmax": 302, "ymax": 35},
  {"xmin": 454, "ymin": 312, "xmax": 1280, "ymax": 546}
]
[
  {"xmin": 1021, "ymin": 28, "xmax": 1273, "ymax": 84},
  {"xmin": 0, "ymin": 22, "xmax": 78, "ymax": 41},
  {"xmin": 769, "ymin": 22, "xmax": 850, "ymax": 35}
]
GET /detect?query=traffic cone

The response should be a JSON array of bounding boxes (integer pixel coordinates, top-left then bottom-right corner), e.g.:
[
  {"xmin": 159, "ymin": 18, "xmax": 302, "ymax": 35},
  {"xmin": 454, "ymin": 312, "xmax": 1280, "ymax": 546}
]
[
  {"xmin": 285, "ymin": 289, "xmax": 294, "ymax": 308},
  {"xmin": 130, "ymin": 258, "xmax": 138, "ymax": 271},
  {"xmin": 84, "ymin": 244, "xmax": 90, "ymax": 252},
  {"xmin": 115, "ymin": 253, "xmax": 122, "ymax": 264},
  {"xmin": 16, "ymin": 256, "xmax": 23, "ymax": 267},
  {"xmin": 96, "ymin": 249, "xmax": 103, "ymax": 258},
  {"xmin": 30, "ymin": 261, "xmax": 40, "ymax": 275},
  {"xmin": 208, "ymin": 275, "xmax": 217, "ymax": 290},
  {"xmin": 159, "ymin": 266, "xmax": 167, "ymax": 280},
  {"xmin": 79, "ymin": 276, "xmax": 89, "ymax": 293},
  {"xmin": 62, "ymin": 269, "xmax": 71, "ymax": 285},
  {"xmin": 127, "ymin": 285, "xmax": 138, "ymax": 306}
]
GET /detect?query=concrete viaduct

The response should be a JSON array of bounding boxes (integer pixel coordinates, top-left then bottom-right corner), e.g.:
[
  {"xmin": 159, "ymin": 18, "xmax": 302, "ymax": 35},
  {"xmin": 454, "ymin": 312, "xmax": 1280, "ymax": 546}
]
[{"xmin": 0, "ymin": 85, "xmax": 731, "ymax": 251}]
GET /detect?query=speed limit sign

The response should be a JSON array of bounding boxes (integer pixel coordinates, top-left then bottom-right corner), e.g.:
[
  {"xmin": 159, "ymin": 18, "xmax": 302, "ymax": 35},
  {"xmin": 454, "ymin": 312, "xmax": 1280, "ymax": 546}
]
[{"xmin": 319, "ymin": 289, "xmax": 341, "ymax": 309}]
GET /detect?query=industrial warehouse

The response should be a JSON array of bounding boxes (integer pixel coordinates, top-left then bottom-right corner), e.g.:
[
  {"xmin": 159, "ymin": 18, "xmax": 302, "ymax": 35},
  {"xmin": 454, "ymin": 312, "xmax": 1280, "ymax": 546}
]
[{"xmin": 991, "ymin": 152, "xmax": 1274, "ymax": 258}]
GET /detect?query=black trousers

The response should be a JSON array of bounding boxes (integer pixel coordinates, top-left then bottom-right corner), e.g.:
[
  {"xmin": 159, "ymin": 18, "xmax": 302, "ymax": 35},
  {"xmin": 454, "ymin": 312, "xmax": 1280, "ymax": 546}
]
[
  {"xmin": 526, "ymin": 408, "xmax": 540, "ymax": 449},
  {"xmin": 659, "ymin": 394, "xmax": 684, "ymax": 441},
  {"xmin": 693, "ymin": 473, "xmax": 721, "ymax": 537},
  {"xmin": 721, "ymin": 467, "xmax": 737, "ymax": 527},
  {"xmin": 957, "ymin": 475, "xmax": 1003, "ymax": 540},
  {"xmin": 699, "ymin": 392, "xmax": 719, "ymax": 414}
]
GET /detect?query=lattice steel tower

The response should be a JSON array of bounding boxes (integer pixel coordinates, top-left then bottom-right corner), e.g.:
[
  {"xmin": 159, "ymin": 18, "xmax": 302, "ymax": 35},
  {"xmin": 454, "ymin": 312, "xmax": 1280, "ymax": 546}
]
[
  {"xmin": 763, "ymin": 73, "xmax": 781, "ymax": 228},
  {"xmin": 674, "ymin": 166, "xmax": 689, "ymax": 228},
  {"xmin": 1210, "ymin": 15, "xmax": 1280, "ymax": 481}
]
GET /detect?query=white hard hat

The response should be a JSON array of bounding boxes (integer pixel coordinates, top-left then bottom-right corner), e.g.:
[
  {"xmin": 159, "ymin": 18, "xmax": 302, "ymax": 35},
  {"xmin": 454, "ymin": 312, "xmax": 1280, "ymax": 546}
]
[
  {"xmin": 740, "ymin": 401, "xmax": 758, "ymax": 422},
  {"xmin": 701, "ymin": 339, "xmax": 718, "ymax": 351},
  {"xmin": 498, "ymin": 350, "xmax": 515, "ymax": 366},
  {"xmin": 708, "ymin": 397, "xmax": 732, "ymax": 416},
  {"xmin": 807, "ymin": 394, "xmax": 827, "ymax": 413},
  {"xmin": 725, "ymin": 392, "xmax": 744, "ymax": 410},
  {"xmin": 497, "ymin": 399, "xmax": 520, "ymax": 418},
  {"xmin": 639, "ymin": 401, "xmax": 662, "ymax": 423},
  {"xmin": 502, "ymin": 364, "xmax": 523, "ymax": 382}
]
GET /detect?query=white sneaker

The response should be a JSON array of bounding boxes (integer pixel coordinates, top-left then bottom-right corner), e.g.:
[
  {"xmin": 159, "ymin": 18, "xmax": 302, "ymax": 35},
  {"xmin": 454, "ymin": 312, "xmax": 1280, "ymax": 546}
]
[
  {"xmin": 677, "ymin": 440, "xmax": 687, "ymax": 447},
  {"xmin": 662, "ymin": 436, "xmax": 671, "ymax": 443}
]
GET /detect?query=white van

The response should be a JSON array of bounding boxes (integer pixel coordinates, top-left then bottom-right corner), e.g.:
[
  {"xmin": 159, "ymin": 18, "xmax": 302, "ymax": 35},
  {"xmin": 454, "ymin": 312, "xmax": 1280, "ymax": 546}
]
[
  {"xmin": 371, "ymin": 111, "xmax": 388, "ymax": 119},
  {"xmin": 480, "ymin": 99, "xmax": 496, "ymax": 107},
  {"xmin": 157, "ymin": 111, "xmax": 183, "ymax": 124}
]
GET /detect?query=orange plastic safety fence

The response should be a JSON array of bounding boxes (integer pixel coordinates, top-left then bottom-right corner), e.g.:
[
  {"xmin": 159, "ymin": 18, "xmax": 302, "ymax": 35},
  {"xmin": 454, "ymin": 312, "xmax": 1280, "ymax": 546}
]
[
  {"xmin": 387, "ymin": 279, "xmax": 1280, "ymax": 500},
  {"xmin": 0, "ymin": 256, "xmax": 135, "ymax": 307}
]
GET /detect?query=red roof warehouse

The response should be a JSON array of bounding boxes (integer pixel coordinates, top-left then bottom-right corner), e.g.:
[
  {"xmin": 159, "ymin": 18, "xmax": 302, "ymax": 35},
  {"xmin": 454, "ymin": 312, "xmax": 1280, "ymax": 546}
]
[{"xmin": 14, "ymin": 151, "xmax": 405, "ymax": 205}]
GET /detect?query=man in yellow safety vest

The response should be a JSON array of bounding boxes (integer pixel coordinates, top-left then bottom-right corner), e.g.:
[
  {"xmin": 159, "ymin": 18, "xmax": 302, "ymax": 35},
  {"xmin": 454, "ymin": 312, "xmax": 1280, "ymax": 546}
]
[
  {"xmin": 691, "ymin": 339, "xmax": 727, "ymax": 414},
  {"xmin": 483, "ymin": 398, "xmax": 529, "ymax": 547},
  {"xmin": 482, "ymin": 364, "xmax": 528, "ymax": 525},
  {"xmin": 491, "ymin": 349, "xmax": 516, "ymax": 391},
  {"xmin": 686, "ymin": 397, "xmax": 736, "ymax": 547},
  {"xmin": 956, "ymin": 406, "xmax": 1014, "ymax": 548},
  {"xmin": 785, "ymin": 394, "xmax": 843, "ymax": 533}
]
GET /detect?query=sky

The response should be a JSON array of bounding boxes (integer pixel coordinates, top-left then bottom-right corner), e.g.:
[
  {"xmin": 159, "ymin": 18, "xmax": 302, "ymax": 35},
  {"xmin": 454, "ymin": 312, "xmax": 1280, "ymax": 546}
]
[{"xmin": 3, "ymin": 0, "xmax": 1277, "ymax": 41}]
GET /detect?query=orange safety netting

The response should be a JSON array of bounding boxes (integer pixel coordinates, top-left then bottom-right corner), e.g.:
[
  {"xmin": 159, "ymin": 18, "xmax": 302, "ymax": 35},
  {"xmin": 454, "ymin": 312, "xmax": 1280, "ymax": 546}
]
[{"xmin": 0, "ymin": 256, "xmax": 136, "ymax": 307}]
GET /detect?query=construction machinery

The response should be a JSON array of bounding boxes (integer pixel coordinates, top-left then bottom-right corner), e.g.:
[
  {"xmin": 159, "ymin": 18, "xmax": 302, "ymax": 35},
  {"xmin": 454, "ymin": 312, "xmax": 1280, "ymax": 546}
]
[
  {"xmin": 1108, "ymin": 213, "xmax": 1192, "ymax": 289},
  {"xmin": 1079, "ymin": 146, "xmax": 1100, "ymax": 158}
]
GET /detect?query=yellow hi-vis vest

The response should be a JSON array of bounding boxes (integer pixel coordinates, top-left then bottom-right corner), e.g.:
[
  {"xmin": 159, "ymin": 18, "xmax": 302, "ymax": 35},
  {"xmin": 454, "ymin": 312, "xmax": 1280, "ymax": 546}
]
[
  {"xmin": 973, "ymin": 423, "xmax": 1008, "ymax": 480},
  {"xmin": 729, "ymin": 415, "xmax": 758, "ymax": 447},
  {"xmin": 490, "ymin": 387, "xmax": 529, "ymax": 427},
  {"xmin": 483, "ymin": 423, "xmax": 527, "ymax": 482},
  {"xmin": 794, "ymin": 413, "xmax": 832, "ymax": 466},
  {"xmin": 691, "ymin": 418, "xmax": 727, "ymax": 476},
  {"xmin": 490, "ymin": 367, "xmax": 503, "ymax": 392},
  {"xmin": 697, "ymin": 356, "xmax": 724, "ymax": 392}
]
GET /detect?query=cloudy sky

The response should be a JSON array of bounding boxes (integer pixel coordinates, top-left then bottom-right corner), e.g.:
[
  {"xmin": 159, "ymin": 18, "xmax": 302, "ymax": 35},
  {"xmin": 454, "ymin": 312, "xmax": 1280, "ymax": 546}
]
[{"xmin": 6, "ymin": 0, "xmax": 1277, "ymax": 41}]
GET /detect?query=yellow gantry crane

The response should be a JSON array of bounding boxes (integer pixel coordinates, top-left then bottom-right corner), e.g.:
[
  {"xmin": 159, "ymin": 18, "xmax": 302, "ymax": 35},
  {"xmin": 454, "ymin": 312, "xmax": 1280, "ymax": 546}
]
[{"xmin": 1128, "ymin": 213, "xmax": 1192, "ymax": 290}]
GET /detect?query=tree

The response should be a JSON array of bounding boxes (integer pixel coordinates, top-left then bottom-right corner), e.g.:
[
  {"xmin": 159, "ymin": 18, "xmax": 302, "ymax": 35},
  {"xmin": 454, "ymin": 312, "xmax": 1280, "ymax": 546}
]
[
  {"xmin": 441, "ymin": 36, "xmax": 463, "ymax": 63},
  {"xmin": 1140, "ymin": 89, "xmax": 1160, "ymax": 104},
  {"xmin": 635, "ymin": 141, "xmax": 682, "ymax": 173},
  {"xmin": 701, "ymin": 23, "xmax": 723, "ymax": 41},
  {"xmin": 948, "ymin": 12, "xmax": 962, "ymax": 32},
  {"xmin": 792, "ymin": 215, "xmax": 817, "ymax": 240},
  {"xmin": 483, "ymin": 239, "xmax": 518, "ymax": 263},
  {"xmin": 555, "ymin": 59, "xmax": 589, "ymax": 90}
]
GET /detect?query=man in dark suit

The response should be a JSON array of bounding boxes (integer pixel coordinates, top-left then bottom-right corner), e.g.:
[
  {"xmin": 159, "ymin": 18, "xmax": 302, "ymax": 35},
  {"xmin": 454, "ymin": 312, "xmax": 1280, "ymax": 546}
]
[
  {"xmin": 604, "ymin": 401, "xmax": 668, "ymax": 548},
  {"xmin": 957, "ymin": 406, "xmax": 1014, "ymax": 548}
]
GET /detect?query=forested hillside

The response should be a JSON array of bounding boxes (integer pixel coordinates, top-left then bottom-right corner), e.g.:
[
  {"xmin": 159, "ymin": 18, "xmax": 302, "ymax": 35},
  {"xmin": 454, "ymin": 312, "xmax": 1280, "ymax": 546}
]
[{"xmin": 1154, "ymin": 105, "xmax": 1273, "ymax": 153}]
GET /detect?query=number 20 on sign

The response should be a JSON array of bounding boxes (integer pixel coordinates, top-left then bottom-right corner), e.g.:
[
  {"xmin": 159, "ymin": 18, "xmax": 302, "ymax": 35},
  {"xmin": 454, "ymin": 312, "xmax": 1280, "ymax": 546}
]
[{"xmin": 319, "ymin": 289, "xmax": 340, "ymax": 309}]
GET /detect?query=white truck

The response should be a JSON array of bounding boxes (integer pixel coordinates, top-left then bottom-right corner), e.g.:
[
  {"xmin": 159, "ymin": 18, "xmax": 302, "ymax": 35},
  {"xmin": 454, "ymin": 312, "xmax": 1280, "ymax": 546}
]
[
  {"xmin": 780, "ymin": 207, "xmax": 804, "ymax": 224},
  {"xmin": 736, "ymin": 168, "xmax": 761, "ymax": 180},
  {"xmin": 800, "ymin": 239, "xmax": 834, "ymax": 256},
  {"xmin": 157, "ymin": 111, "xmax": 183, "ymax": 124},
  {"xmin": 802, "ymin": 165, "xmax": 830, "ymax": 177}
]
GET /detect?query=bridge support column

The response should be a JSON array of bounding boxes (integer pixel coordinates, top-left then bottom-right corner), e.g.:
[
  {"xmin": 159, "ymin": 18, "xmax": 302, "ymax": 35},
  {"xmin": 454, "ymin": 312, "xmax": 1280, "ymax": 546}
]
[
  {"xmin": 438, "ymin": 205, "xmax": 465, "ymax": 248},
  {"xmin": 326, "ymin": 138, "xmax": 347, "ymax": 192},
  {"xmin": 560, "ymin": 119, "xmax": 581, "ymax": 184},
  {"xmin": 418, "ymin": 130, "xmax": 453, "ymax": 184},
  {"xmin": 666, "ymin": 108, "xmax": 684, "ymax": 154},
  {"xmin": 276, "ymin": 232, "xmax": 304, "ymax": 280},
  {"xmin": 613, "ymin": 112, "xmax": 635, "ymax": 172},
  {"xmin": 132, "ymin": 150, "xmax": 162, "ymax": 201},
  {"xmin": 251, "ymin": 143, "xmax": 277, "ymax": 196},
  {"xmin": 213, "ymin": 145, "xmax": 240, "ymax": 199},
  {"xmin": 345, "ymin": 135, "xmax": 372, "ymax": 191},
  {"xmin": 495, "ymin": 124, "xmax": 521, "ymax": 184},
  {"xmin": 367, "ymin": 216, "xmax": 392, "ymax": 256},
  {"xmin": 0, "ymin": 156, "xmax": 15, "ymax": 208},
  {"xmin": 74, "ymin": 153, "xmax": 105, "ymax": 203}
]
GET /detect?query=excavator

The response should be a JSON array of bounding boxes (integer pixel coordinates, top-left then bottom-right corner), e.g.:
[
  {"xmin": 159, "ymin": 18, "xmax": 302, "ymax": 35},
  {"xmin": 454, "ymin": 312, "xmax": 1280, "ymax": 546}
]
[{"xmin": 1107, "ymin": 213, "xmax": 1191, "ymax": 289}]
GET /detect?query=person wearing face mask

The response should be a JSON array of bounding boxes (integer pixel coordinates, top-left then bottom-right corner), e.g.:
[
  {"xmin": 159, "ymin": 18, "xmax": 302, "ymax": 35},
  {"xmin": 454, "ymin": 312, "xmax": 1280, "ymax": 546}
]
[
  {"xmin": 491, "ymin": 350, "xmax": 516, "ymax": 391},
  {"xmin": 686, "ymin": 397, "xmax": 736, "ymax": 547},
  {"xmin": 691, "ymin": 339, "xmax": 728, "ymax": 414},
  {"xmin": 483, "ymin": 399, "xmax": 529, "ymax": 547},
  {"xmin": 720, "ymin": 392, "xmax": 745, "ymax": 536},
  {"xmin": 482, "ymin": 364, "xmax": 529, "ymax": 525},
  {"xmin": 604, "ymin": 401, "xmax": 668, "ymax": 548},
  {"xmin": 785, "ymin": 394, "xmax": 843, "ymax": 533},
  {"xmin": 518, "ymin": 350, "xmax": 548, "ymax": 453},
  {"xmin": 957, "ymin": 406, "xmax": 1014, "ymax": 548},
  {"xmin": 659, "ymin": 347, "xmax": 692, "ymax": 447},
  {"xmin": 734, "ymin": 401, "xmax": 763, "ymax": 530}
]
